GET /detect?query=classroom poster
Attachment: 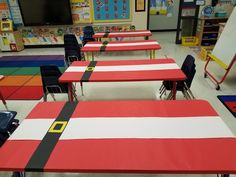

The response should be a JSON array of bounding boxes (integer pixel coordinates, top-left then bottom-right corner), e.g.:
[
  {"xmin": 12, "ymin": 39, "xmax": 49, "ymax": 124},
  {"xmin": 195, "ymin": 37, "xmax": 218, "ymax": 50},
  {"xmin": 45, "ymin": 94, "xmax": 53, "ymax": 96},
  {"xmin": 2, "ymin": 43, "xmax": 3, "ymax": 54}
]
[
  {"xmin": 150, "ymin": 0, "xmax": 174, "ymax": 17},
  {"xmin": 93, "ymin": 0, "xmax": 131, "ymax": 22},
  {"xmin": 7, "ymin": 0, "xmax": 23, "ymax": 25},
  {"xmin": 0, "ymin": 0, "xmax": 11, "ymax": 20},
  {"xmin": 70, "ymin": 0, "xmax": 91, "ymax": 24}
]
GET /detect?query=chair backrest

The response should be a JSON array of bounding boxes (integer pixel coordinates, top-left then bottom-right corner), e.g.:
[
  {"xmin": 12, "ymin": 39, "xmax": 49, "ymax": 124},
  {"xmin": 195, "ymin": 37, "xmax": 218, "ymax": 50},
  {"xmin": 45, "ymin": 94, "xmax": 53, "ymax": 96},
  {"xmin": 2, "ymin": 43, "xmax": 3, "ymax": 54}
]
[
  {"xmin": 40, "ymin": 65, "xmax": 62, "ymax": 78},
  {"xmin": 83, "ymin": 26, "xmax": 95, "ymax": 39},
  {"xmin": 82, "ymin": 26, "xmax": 95, "ymax": 46},
  {"xmin": 0, "ymin": 111, "xmax": 17, "ymax": 133},
  {"xmin": 181, "ymin": 55, "xmax": 196, "ymax": 88},
  {"xmin": 40, "ymin": 65, "xmax": 67, "ymax": 93},
  {"xmin": 64, "ymin": 34, "xmax": 82, "ymax": 65}
]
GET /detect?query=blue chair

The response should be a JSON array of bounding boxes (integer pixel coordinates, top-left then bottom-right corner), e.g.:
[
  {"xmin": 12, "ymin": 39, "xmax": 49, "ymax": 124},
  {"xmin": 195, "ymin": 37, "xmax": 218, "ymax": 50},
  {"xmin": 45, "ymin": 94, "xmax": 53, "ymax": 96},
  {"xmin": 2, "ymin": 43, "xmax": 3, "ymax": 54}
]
[
  {"xmin": 82, "ymin": 26, "xmax": 95, "ymax": 46},
  {"xmin": 64, "ymin": 34, "xmax": 82, "ymax": 66},
  {"xmin": 40, "ymin": 65, "xmax": 77, "ymax": 101},
  {"xmin": 0, "ymin": 111, "xmax": 19, "ymax": 146},
  {"xmin": 159, "ymin": 55, "xmax": 196, "ymax": 99}
]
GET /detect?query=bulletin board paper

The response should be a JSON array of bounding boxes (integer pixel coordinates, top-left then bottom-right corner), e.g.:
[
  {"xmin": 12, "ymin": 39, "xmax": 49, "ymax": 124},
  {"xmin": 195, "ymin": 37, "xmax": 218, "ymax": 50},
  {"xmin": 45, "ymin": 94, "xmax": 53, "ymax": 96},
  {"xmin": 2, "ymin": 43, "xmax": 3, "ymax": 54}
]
[
  {"xmin": 92, "ymin": 0, "xmax": 131, "ymax": 22},
  {"xmin": 70, "ymin": 0, "xmax": 92, "ymax": 24}
]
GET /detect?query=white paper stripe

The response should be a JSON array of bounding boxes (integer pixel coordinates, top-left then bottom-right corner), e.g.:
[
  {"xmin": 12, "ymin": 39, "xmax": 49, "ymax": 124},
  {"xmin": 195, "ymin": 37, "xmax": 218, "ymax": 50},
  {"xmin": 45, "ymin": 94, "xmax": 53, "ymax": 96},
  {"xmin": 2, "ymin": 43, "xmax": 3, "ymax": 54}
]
[
  {"xmin": 97, "ymin": 31, "xmax": 151, "ymax": 35},
  {"xmin": 85, "ymin": 41, "xmax": 159, "ymax": 47},
  {"xmin": 65, "ymin": 63, "xmax": 179, "ymax": 72},
  {"xmin": 9, "ymin": 119, "xmax": 55, "ymax": 140},
  {"xmin": 9, "ymin": 117, "xmax": 234, "ymax": 140}
]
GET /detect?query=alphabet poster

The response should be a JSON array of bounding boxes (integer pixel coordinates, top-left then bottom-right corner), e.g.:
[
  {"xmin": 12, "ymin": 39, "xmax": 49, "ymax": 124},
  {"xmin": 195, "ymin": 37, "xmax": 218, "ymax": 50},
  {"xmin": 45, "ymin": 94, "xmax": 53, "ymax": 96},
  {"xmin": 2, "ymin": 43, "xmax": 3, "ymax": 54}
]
[{"xmin": 93, "ymin": 0, "xmax": 131, "ymax": 22}]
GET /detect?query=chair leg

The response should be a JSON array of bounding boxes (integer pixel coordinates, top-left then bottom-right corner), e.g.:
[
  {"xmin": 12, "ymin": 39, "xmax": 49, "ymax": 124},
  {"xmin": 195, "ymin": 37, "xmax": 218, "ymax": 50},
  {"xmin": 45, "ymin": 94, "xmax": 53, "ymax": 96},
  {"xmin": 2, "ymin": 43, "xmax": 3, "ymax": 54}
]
[
  {"xmin": 159, "ymin": 85, "xmax": 165, "ymax": 94},
  {"xmin": 187, "ymin": 88, "xmax": 195, "ymax": 99},
  {"xmin": 80, "ymin": 82, "xmax": 84, "ymax": 96},
  {"xmin": 43, "ymin": 93, "xmax": 48, "ymax": 102},
  {"xmin": 50, "ymin": 93, "xmax": 56, "ymax": 101},
  {"xmin": 167, "ymin": 92, "xmax": 173, "ymax": 100},
  {"xmin": 4, "ymin": 104, "xmax": 8, "ymax": 110},
  {"xmin": 159, "ymin": 87, "xmax": 166, "ymax": 98},
  {"xmin": 182, "ymin": 90, "xmax": 191, "ymax": 100},
  {"xmin": 184, "ymin": 83, "xmax": 195, "ymax": 99},
  {"xmin": 159, "ymin": 84, "xmax": 164, "ymax": 91}
]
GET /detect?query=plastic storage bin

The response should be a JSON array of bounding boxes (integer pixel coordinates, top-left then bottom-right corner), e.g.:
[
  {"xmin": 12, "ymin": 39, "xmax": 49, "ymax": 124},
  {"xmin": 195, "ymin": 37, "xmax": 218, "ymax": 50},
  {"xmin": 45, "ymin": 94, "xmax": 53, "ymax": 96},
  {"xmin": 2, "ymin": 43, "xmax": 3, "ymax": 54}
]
[
  {"xmin": 182, "ymin": 36, "xmax": 199, "ymax": 46},
  {"xmin": 199, "ymin": 46, "xmax": 213, "ymax": 60}
]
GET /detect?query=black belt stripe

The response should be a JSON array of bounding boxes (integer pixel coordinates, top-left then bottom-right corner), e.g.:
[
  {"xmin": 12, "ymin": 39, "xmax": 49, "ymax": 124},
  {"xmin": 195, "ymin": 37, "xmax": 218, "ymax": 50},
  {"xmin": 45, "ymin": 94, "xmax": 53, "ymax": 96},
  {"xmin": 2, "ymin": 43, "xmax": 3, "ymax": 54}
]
[
  {"xmin": 103, "ymin": 32, "xmax": 110, "ymax": 38},
  {"xmin": 81, "ymin": 61, "xmax": 97, "ymax": 82},
  {"xmin": 25, "ymin": 102, "xmax": 78, "ymax": 172},
  {"xmin": 100, "ymin": 41, "xmax": 109, "ymax": 52}
]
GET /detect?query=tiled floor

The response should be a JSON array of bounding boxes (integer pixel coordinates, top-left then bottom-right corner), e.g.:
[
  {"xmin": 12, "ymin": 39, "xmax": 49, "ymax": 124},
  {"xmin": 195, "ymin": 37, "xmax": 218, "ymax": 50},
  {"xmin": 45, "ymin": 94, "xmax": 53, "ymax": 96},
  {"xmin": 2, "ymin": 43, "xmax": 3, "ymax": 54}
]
[{"xmin": 0, "ymin": 32, "xmax": 236, "ymax": 177}]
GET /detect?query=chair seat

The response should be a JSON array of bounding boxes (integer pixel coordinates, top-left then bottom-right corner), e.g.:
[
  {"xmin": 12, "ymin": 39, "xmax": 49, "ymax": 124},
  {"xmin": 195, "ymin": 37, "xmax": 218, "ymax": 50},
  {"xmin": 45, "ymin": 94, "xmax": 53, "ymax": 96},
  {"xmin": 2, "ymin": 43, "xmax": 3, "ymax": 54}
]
[
  {"xmin": 163, "ymin": 80, "xmax": 185, "ymax": 91},
  {"xmin": 0, "ymin": 111, "xmax": 17, "ymax": 133}
]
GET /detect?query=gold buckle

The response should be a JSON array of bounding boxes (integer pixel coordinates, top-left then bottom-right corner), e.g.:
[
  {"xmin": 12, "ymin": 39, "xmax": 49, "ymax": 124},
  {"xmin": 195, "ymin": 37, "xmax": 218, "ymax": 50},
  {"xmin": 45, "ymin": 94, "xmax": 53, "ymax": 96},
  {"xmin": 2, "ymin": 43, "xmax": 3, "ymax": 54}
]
[
  {"xmin": 48, "ymin": 121, "xmax": 68, "ymax": 133},
  {"xmin": 86, "ymin": 66, "xmax": 95, "ymax": 71}
]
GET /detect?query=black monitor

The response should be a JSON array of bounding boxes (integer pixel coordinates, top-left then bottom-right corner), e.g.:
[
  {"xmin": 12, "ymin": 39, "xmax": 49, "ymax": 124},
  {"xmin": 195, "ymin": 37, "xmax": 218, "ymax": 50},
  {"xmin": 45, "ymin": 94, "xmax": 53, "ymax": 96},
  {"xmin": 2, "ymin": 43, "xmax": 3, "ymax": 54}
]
[{"xmin": 18, "ymin": 0, "xmax": 73, "ymax": 26}]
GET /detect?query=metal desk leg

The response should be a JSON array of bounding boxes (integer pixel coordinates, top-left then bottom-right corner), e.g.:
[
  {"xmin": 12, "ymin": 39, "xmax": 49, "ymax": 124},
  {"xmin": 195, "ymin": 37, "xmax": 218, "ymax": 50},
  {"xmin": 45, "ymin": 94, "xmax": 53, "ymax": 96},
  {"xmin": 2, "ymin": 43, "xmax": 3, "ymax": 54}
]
[
  {"xmin": 80, "ymin": 82, "xmax": 84, "ymax": 96},
  {"xmin": 91, "ymin": 52, "xmax": 94, "ymax": 61},
  {"xmin": 150, "ymin": 50, "xmax": 153, "ymax": 60},
  {"xmin": 153, "ymin": 50, "xmax": 156, "ymax": 59},
  {"xmin": 172, "ymin": 81, "xmax": 177, "ymax": 100},
  {"xmin": 85, "ymin": 52, "xmax": 90, "ymax": 61},
  {"xmin": 68, "ymin": 83, "xmax": 74, "ymax": 102},
  {"xmin": 0, "ymin": 90, "xmax": 7, "ymax": 110}
]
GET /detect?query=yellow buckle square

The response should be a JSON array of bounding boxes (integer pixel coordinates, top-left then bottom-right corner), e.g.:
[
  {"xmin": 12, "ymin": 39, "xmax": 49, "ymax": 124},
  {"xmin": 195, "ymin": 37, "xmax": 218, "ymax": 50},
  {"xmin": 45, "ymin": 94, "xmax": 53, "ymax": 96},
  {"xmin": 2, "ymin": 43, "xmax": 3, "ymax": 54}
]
[
  {"xmin": 48, "ymin": 121, "xmax": 68, "ymax": 133},
  {"xmin": 86, "ymin": 66, "xmax": 94, "ymax": 71}
]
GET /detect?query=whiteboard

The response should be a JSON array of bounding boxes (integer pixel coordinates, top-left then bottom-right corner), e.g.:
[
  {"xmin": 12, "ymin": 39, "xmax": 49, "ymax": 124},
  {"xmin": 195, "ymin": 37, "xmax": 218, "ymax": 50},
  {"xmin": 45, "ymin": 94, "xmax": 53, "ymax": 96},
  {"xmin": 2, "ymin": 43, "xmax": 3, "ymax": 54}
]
[{"xmin": 212, "ymin": 7, "xmax": 236, "ymax": 68}]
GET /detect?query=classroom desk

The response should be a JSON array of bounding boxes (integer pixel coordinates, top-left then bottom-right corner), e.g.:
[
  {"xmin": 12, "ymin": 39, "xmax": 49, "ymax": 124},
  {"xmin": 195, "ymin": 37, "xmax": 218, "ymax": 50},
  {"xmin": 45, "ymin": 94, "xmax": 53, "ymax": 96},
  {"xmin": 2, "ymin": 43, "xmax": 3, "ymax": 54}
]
[
  {"xmin": 0, "ymin": 75, "xmax": 7, "ymax": 109},
  {"xmin": 81, "ymin": 40, "xmax": 161, "ymax": 61},
  {"xmin": 0, "ymin": 100, "xmax": 235, "ymax": 177},
  {"xmin": 59, "ymin": 59, "xmax": 186, "ymax": 101},
  {"xmin": 93, "ymin": 30, "xmax": 152, "ymax": 41}
]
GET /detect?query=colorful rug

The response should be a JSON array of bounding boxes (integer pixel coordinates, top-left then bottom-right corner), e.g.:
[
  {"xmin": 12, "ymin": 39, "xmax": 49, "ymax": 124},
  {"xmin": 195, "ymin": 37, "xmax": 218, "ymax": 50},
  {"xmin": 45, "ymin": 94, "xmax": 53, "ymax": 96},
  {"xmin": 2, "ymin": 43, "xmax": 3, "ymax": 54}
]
[
  {"xmin": 0, "ymin": 55, "xmax": 65, "ymax": 100},
  {"xmin": 217, "ymin": 95, "xmax": 236, "ymax": 118},
  {"xmin": 6, "ymin": 86, "xmax": 43, "ymax": 100}
]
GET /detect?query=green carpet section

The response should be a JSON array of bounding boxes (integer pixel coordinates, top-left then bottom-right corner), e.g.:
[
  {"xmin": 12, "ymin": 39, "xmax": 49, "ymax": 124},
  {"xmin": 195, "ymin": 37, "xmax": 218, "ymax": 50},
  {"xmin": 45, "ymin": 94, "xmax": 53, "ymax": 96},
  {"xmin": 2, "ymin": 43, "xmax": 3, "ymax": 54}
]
[
  {"xmin": 1, "ymin": 67, "xmax": 66, "ymax": 76},
  {"xmin": 0, "ymin": 67, "xmax": 20, "ymax": 76},
  {"xmin": 12, "ymin": 67, "xmax": 41, "ymax": 75},
  {"xmin": 59, "ymin": 67, "xmax": 66, "ymax": 73}
]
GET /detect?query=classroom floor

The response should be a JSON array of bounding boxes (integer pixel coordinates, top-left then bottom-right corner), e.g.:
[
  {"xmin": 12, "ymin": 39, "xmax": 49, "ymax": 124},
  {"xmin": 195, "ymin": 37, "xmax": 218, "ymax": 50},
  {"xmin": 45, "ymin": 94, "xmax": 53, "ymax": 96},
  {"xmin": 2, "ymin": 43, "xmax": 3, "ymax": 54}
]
[{"xmin": 0, "ymin": 32, "xmax": 236, "ymax": 177}]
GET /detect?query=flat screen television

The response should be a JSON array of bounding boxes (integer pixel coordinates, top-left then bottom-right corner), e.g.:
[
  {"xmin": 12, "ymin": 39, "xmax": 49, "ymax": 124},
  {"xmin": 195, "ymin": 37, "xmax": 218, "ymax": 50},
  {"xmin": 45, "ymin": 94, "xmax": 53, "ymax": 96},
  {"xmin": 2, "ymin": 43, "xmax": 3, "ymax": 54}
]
[{"xmin": 18, "ymin": 0, "xmax": 73, "ymax": 26}]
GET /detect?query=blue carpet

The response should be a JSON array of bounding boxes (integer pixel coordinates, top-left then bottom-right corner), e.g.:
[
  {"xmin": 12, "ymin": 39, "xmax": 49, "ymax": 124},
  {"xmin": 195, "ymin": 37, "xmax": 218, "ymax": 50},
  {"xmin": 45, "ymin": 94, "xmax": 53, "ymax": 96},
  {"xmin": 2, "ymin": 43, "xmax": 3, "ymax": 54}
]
[{"xmin": 217, "ymin": 95, "xmax": 236, "ymax": 118}]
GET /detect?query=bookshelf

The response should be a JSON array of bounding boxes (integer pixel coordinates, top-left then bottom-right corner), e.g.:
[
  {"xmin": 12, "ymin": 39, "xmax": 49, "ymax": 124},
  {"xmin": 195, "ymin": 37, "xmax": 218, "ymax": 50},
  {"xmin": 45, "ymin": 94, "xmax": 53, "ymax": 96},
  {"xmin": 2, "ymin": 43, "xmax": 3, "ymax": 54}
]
[{"xmin": 196, "ymin": 17, "xmax": 227, "ymax": 46}]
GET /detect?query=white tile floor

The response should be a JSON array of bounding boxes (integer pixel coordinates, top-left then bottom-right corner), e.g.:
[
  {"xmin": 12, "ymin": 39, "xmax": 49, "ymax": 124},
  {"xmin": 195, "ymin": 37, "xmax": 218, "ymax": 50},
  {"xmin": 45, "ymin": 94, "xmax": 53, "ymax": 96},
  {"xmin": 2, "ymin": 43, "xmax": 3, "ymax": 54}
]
[{"xmin": 0, "ymin": 32, "xmax": 236, "ymax": 177}]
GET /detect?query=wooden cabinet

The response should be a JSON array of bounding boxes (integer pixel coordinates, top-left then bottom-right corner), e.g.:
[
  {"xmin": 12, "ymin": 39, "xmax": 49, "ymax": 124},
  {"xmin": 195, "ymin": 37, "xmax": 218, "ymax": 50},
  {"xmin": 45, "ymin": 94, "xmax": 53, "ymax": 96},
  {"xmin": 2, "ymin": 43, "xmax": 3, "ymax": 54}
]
[
  {"xmin": 0, "ymin": 31, "xmax": 24, "ymax": 52},
  {"xmin": 218, "ymin": 22, "xmax": 226, "ymax": 39},
  {"xmin": 196, "ymin": 17, "xmax": 227, "ymax": 46}
]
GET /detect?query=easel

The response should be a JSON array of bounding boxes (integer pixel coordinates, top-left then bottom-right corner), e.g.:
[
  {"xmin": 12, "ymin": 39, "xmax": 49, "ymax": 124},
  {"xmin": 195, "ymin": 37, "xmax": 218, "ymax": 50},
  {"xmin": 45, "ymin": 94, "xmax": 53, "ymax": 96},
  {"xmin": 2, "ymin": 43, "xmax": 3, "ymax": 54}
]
[
  {"xmin": 204, "ymin": 7, "xmax": 236, "ymax": 90},
  {"xmin": 204, "ymin": 54, "xmax": 236, "ymax": 90}
]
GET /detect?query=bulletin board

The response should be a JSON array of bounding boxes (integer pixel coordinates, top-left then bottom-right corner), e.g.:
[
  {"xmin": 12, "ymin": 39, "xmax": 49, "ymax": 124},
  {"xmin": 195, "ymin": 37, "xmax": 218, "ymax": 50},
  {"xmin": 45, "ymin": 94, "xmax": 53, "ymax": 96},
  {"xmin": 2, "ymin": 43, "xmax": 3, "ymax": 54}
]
[{"xmin": 92, "ymin": 0, "xmax": 132, "ymax": 22}]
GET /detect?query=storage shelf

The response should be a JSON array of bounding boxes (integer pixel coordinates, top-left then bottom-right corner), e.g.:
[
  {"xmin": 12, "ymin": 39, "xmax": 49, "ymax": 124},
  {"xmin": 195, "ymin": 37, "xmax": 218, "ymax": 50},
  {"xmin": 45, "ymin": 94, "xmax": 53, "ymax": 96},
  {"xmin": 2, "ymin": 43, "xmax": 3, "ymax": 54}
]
[
  {"xmin": 197, "ymin": 17, "xmax": 227, "ymax": 46},
  {"xmin": 203, "ymin": 31, "xmax": 218, "ymax": 33},
  {"xmin": 204, "ymin": 25, "xmax": 220, "ymax": 27},
  {"xmin": 202, "ymin": 38, "xmax": 217, "ymax": 40}
]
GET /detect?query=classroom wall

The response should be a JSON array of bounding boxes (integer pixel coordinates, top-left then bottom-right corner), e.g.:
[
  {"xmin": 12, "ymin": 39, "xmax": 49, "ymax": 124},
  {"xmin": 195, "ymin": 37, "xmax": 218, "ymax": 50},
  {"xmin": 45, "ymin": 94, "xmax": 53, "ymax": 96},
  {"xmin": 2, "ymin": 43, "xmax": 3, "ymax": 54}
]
[
  {"xmin": 199, "ymin": 0, "xmax": 234, "ymax": 17},
  {"xmin": 15, "ymin": 0, "xmax": 149, "ymax": 46},
  {"xmin": 199, "ymin": 0, "xmax": 212, "ymax": 17},
  {"xmin": 131, "ymin": 0, "xmax": 148, "ymax": 30},
  {"xmin": 149, "ymin": 1, "xmax": 180, "ymax": 30}
]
